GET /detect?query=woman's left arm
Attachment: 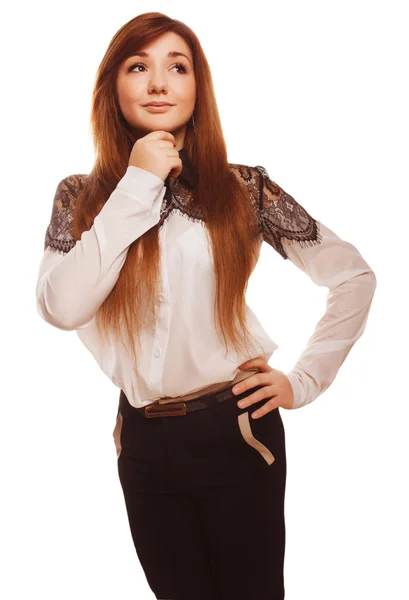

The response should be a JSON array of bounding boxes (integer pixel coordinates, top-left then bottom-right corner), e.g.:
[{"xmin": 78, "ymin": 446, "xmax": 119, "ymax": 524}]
[{"xmin": 255, "ymin": 165, "xmax": 377, "ymax": 410}]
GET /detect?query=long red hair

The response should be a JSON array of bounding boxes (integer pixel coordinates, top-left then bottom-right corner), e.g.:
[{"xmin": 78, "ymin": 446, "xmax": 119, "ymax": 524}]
[{"xmin": 72, "ymin": 11, "xmax": 264, "ymax": 365}]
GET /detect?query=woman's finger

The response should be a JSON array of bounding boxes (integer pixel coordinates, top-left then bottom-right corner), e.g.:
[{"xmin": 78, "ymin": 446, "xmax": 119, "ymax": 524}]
[
  {"xmin": 232, "ymin": 372, "xmax": 271, "ymax": 396},
  {"xmin": 235, "ymin": 384, "xmax": 275, "ymax": 411},
  {"xmin": 251, "ymin": 397, "xmax": 278, "ymax": 419}
]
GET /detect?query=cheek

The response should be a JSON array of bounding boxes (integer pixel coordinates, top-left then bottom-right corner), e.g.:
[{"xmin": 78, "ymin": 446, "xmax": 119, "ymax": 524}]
[
  {"xmin": 125, "ymin": 86, "xmax": 143, "ymax": 103},
  {"xmin": 117, "ymin": 77, "xmax": 143, "ymax": 105},
  {"xmin": 174, "ymin": 77, "xmax": 196, "ymax": 99}
]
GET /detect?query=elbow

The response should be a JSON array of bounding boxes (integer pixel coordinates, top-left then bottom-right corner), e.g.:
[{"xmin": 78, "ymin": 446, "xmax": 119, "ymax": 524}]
[
  {"xmin": 354, "ymin": 269, "xmax": 377, "ymax": 315},
  {"xmin": 36, "ymin": 296, "xmax": 93, "ymax": 332},
  {"xmin": 349, "ymin": 267, "xmax": 377, "ymax": 299},
  {"xmin": 355, "ymin": 268, "xmax": 377, "ymax": 306},
  {"xmin": 36, "ymin": 302, "xmax": 76, "ymax": 331},
  {"xmin": 36, "ymin": 297, "xmax": 77, "ymax": 331},
  {"xmin": 367, "ymin": 269, "xmax": 377, "ymax": 296},
  {"xmin": 36, "ymin": 277, "xmax": 95, "ymax": 331}
]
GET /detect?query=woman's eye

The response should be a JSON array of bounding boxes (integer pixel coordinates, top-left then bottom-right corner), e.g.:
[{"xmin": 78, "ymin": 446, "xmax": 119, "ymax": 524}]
[{"xmin": 128, "ymin": 62, "xmax": 188, "ymax": 74}]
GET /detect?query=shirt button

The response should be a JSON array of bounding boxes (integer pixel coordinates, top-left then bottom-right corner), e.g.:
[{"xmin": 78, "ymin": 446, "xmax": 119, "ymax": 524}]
[
  {"xmin": 158, "ymin": 293, "xmax": 166, "ymax": 303},
  {"xmin": 154, "ymin": 348, "xmax": 162, "ymax": 358}
]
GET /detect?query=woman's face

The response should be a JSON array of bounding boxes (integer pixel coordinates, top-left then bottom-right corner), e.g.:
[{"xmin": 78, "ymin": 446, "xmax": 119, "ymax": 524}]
[{"xmin": 116, "ymin": 31, "xmax": 196, "ymax": 150}]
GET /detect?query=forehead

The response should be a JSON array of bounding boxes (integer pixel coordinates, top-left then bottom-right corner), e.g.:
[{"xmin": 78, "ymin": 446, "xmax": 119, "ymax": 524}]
[{"xmin": 131, "ymin": 31, "xmax": 192, "ymax": 60}]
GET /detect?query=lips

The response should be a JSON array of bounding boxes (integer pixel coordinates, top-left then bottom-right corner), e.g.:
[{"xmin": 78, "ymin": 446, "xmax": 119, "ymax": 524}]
[{"xmin": 144, "ymin": 103, "xmax": 172, "ymax": 107}]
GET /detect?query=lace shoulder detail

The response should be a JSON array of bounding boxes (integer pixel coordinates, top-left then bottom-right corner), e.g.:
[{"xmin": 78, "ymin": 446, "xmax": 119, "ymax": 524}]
[
  {"xmin": 228, "ymin": 162, "xmax": 322, "ymax": 259},
  {"xmin": 159, "ymin": 164, "xmax": 262, "ymax": 229},
  {"xmin": 253, "ymin": 165, "xmax": 322, "ymax": 259},
  {"xmin": 228, "ymin": 163, "xmax": 261, "ymax": 208},
  {"xmin": 156, "ymin": 163, "xmax": 263, "ymax": 229},
  {"xmin": 44, "ymin": 174, "xmax": 87, "ymax": 255}
]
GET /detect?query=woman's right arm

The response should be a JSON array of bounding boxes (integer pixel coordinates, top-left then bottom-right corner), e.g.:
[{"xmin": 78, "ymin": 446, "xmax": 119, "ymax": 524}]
[{"xmin": 35, "ymin": 166, "xmax": 166, "ymax": 331}]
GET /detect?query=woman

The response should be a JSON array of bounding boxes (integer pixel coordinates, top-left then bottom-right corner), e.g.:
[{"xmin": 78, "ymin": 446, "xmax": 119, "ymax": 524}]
[{"xmin": 35, "ymin": 11, "xmax": 377, "ymax": 600}]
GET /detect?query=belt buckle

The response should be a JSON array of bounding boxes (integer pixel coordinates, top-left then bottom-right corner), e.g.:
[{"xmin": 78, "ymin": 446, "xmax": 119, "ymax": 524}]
[{"xmin": 145, "ymin": 402, "xmax": 187, "ymax": 418}]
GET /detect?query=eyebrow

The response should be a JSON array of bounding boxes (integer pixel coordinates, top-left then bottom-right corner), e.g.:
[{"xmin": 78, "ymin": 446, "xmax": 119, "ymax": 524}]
[{"xmin": 128, "ymin": 51, "xmax": 192, "ymax": 65}]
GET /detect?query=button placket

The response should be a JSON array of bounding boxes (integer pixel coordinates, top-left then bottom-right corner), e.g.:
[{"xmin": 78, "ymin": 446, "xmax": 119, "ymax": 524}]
[{"xmin": 147, "ymin": 224, "xmax": 171, "ymax": 396}]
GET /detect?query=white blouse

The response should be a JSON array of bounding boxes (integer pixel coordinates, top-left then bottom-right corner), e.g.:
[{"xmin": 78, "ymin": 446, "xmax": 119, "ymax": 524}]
[{"xmin": 35, "ymin": 152, "xmax": 377, "ymax": 410}]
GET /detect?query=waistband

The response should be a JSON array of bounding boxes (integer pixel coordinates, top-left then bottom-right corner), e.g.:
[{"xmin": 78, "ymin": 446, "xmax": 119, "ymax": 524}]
[{"xmin": 119, "ymin": 382, "xmax": 266, "ymax": 418}]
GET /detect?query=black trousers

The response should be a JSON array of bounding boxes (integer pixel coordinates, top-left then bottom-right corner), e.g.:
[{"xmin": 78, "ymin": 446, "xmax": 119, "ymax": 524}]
[{"xmin": 114, "ymin": 383, "xmax": 287, "ymax": 600}]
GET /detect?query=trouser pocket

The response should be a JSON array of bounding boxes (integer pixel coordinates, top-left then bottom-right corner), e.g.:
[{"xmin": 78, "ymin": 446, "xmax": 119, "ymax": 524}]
[
  {"xmin": 237, "ymin": 410, "xmax": 276, "ymax": 465},
  {"xmin": 112, "ymin": 411, "xmax": 124, "ymax": 459}
]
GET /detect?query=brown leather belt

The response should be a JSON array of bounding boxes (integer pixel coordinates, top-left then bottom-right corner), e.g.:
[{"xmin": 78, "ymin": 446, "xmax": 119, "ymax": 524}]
[{"xmin": 135, "ymin": 383, "xmax": 264, "ymax": 418}]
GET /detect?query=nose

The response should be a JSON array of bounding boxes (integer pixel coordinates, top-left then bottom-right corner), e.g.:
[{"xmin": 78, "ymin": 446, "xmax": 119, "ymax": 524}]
[{"xmin": 148, "ymin": 72, "xmax": 168, "ymax": 94}]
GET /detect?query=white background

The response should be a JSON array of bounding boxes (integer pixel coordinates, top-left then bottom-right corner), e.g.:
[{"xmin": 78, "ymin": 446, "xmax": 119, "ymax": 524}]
[{"xmin": 2, "ymin": 0, "xmax": 408, "ymax": 598}]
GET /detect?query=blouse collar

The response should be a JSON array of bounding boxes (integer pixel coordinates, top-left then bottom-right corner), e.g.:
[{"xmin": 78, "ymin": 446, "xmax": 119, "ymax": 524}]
[{"xmin": 168, "ymin": 147, "xmax": 196, "ymax": 189}]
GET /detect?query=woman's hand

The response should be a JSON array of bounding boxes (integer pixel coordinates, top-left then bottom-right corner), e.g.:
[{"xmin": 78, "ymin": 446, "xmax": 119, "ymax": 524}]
[
  {"xmin": 128, "ymin": 130, "xmax": 183, "ymax": 181},
  {"xmin": 232, "ymin": 357, "xmax": 294, "ymax": 416}
]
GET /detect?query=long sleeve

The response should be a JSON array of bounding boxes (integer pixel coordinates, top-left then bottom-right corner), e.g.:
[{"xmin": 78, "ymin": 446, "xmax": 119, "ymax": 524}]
[
  {"xmin": 36, "ymin": 166, "xmax": 166, "ymax": 331},
  {"xmin": 254, "ymin": 165, "xmax": 377, "ymax": 410}
]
